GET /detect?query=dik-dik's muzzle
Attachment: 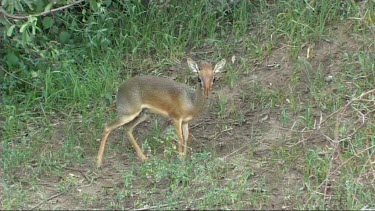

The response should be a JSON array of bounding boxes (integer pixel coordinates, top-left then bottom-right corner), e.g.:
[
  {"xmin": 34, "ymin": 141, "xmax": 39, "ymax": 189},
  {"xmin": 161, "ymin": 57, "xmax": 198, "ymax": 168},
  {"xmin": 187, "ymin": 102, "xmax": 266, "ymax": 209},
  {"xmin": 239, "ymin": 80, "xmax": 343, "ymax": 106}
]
[{"xmin": 203, "ymin": 80, "xmax": 213, "ymax": 99}]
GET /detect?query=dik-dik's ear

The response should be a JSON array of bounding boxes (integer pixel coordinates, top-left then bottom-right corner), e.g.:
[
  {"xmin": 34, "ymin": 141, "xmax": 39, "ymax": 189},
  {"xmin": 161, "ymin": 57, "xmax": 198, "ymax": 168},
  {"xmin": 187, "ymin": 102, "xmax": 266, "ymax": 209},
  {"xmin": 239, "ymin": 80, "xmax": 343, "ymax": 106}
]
[
  {"xmin": 187, "ymin": 58, "xmax": 199, "ymax": 73},
  {"xmin": 214, "ymin": 59, "xmax": 226, "ymax": 73}
]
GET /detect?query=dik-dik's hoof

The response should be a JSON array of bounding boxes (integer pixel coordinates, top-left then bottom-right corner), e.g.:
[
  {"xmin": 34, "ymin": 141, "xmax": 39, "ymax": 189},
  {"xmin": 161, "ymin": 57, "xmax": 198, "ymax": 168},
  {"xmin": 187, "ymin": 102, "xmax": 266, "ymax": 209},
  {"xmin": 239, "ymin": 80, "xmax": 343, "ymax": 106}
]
[
  {"xmin": 179, "ymin": 152, "xmax": 186, "ymax": 158},
  {"xmin": 96, "ymin": 158, "xmax": 104, "ymax": 168},
  {"xmin": 137, "ymin": 153, "xmax": 148, "ymax": 163}
]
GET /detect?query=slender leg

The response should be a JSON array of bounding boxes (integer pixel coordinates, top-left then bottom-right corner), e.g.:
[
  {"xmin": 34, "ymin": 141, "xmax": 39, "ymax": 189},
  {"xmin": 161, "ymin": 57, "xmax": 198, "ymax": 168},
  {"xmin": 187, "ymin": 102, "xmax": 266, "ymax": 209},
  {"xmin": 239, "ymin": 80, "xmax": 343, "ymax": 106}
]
[
  {"xmin": 96, "ymin": 112, "xmax": 141, "ymax": 167},
  {"xmin": 97, "ymin": 131, "xmax": 110, "ymax": 167},
  {"xmin": 182, "ymin": 122, "xmax": 189, "ymax": 156},
  {"xmin": 174, "ymin": 119, "xmax": 184, "ymax": 156},
  {"xmin": 124, "ymin": 111, "xmax": 149, "ymax": 161},
  {"xmin": 126, "ymin": 131, "xmax": 147, "ymax": 161},
  {"xmin": 124, "ymin": 111, "xmax": 149, "ymax": 131}
]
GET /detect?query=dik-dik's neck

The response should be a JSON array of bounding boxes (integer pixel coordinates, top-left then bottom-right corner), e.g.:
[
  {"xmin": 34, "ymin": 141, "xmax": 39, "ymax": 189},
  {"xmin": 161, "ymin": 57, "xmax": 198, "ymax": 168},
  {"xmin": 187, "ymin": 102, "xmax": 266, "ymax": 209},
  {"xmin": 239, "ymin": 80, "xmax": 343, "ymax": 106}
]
[{"xmin": 192, "ymin": 87, "xmax": 208, "ymax": 114}]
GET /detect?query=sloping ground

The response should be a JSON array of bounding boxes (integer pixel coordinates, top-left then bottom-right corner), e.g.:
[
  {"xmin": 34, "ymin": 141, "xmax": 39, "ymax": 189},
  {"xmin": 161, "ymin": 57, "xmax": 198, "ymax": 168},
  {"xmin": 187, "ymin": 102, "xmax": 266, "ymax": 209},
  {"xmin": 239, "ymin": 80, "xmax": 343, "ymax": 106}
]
[{"xmin": 4, "ymin": 22, "xmax": 374, "ymax": 210}]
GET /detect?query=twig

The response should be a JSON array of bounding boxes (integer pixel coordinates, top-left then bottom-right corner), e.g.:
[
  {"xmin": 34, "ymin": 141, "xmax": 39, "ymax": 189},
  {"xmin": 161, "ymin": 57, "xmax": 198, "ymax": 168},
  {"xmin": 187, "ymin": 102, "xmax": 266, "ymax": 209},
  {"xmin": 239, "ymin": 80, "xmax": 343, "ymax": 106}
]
[
  {"xmin": 0, "ymin": 0, "xmax": 86, "ymax": 20},
  {"xmin": 312, "ymin": 89, "xmax": 374, "ymax": 127},
  {"xmin": 304, "ymin": 139, "xmax": 375, "ymax": 209},
  {"xmin": 133, "ymin": 201, "xmax": 183, "ymax": 211},
  {"xmin": 0, "ymin": 66, "xmax": 37, "ymax": 88},
  {"xmin": 131, "ymin": 196, "xmax": 205, "ymax": 210},
  {"xmin": 220, "ymin": 144, "xmax": 248, "ymax": 160},
  {"xmin": 302, "ymin": 89, "xmax": 375, "ymax": 209},
  {"xmin": 359, "ymin": 89, "xmax": 375, "ymax": 99},
  {"xmin": 277, "ymin": 126, "xmax": 316, "ymax": 133},
  {"xmin": 64, "ymin": 167, "xmax": 90, "ymax": 183},
  {"xmin": 288, "ymin": 131, "xmax": 314, "ymax": 148},
  {"xmin": 209, "ymin": 126, "xmax": 233, "ymax": 140},
  {"xmin": 320, "ymin": 100, "xmax": 352, "ymax": 125},
  {"xmin": 30, "ymin": 191, "xmax": 65, "ymax": 210},
  {"xmin": 190, "ymin": 119, "xmax": 211, "ymax": 129},
  {"xmin": 330, "ymin": 145, "xmax": 375, "ymax": 175}
]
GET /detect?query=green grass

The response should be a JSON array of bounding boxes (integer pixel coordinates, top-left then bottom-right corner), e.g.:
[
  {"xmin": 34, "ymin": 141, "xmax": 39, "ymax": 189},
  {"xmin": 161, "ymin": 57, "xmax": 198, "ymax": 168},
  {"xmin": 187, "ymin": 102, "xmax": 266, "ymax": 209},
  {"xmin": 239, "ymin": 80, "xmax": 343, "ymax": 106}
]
[{"xmin": 1, "ymin": 0, "xmax": 374, "ymax": 209}]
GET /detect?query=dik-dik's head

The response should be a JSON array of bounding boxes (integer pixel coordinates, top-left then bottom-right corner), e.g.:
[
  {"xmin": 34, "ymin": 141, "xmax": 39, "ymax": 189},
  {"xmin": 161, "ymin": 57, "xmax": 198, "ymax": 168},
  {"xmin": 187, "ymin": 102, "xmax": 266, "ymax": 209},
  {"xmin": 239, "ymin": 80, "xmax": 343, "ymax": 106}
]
[{"xmin": 187, "ymin": 58, "xmax": 226, "ymax": 98}]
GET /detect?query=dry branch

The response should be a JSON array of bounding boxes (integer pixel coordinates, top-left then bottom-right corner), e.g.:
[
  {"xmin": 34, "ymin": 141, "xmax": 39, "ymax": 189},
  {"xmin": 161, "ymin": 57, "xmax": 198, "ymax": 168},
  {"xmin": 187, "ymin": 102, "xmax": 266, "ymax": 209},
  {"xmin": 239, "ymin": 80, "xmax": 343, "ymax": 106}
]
[
  {"xmin": 0, "ymin": 0, "xmax": 86, "ymax": 20},
  {"xmin": 30, "ymin": 191, "xmax": 66, "ymax": 210}
]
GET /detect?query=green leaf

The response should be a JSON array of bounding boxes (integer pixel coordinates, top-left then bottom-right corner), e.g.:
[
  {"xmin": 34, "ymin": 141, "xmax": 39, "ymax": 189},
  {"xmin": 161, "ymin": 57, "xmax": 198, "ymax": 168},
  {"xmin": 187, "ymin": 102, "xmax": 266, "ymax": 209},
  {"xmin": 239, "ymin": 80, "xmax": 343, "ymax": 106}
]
[
  {"xmin": 6, "ymin": 25, "xmax": 16, "ymax": 37},
  {"xmin": 22, "ymin": 30, "xmax": 31, "ymax": 43},
  {"xmin": 44, "ymin": 2, "xmax": 54, "ymax": 13},
  {"xmin": 42, "ymin": 17, "xmax": 54, "ymax": 30},
  {"xmin": 28, "ymin": 17, "xmax": 38, "ymax": 35},
  {"xmin": 19, "ymin": 23, "xmax": 29, "ymax": 33},
  {"xmin": 89, "ymin": 0, "xmax": 99, "ymax": 11},
  {"xmin": 59, "ymin": 31, "xmax": 72, "ymax": 44},
  {"xmin": 2, "ymin": 0, "xmax": 8, "ymax": 7},
  {"xmin": 6, "ymin": 52, "xmax": 19, "ymax": 66},
  {"xmin": 31, "ymin": 24, "xmax": 37, "ymax": 35},
  {"xmin": 14, "ymin": 1, "xmax": 23, "ymax": 12},
  {"xmin": 35, "ymin": 0, "xmax": 46, "ymax": 11},
  {"xmin": 24, "ymin": 0, "xmax": 34, "ymax": 10}
]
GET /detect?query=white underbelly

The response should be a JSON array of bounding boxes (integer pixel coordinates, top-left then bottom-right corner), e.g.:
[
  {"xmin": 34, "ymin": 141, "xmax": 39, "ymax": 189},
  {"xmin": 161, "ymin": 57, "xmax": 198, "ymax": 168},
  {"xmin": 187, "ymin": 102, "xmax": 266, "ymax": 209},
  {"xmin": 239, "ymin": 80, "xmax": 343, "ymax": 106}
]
[
  {"xmin": 142, "ymin": 104, "xmax": 169, "ymax": 117},
  {"xmin": 142, "ymin": 104, "xmax": 195, "ymax": 122}
]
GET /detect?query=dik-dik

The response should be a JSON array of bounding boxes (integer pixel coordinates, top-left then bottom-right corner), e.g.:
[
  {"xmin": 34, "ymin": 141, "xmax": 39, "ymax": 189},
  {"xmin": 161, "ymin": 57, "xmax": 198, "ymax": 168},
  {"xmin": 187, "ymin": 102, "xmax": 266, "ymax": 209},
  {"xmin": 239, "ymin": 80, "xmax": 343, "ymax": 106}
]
[{"xmin": 97, "ymin": 58, "xmax": 226, "ymax": 167}]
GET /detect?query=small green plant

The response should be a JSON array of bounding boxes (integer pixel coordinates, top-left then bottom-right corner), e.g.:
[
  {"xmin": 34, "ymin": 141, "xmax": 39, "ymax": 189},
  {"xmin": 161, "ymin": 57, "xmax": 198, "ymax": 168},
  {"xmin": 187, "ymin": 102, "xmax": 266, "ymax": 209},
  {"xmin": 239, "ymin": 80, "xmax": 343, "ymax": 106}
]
[
  {"xmin": 281, "ymin": 107, "xmax": 290, "ymax": 126},
  {"xmin": 301, "ymin": 106, "xmax": 315, "ymax": 129},
  {"xmin": 234, "ymin": 110, "xmax": 246, "ymax": 126},
  {"xmin": 305, "ymin": 149, "xmax": 329, "ymax": 185},
  {"xmin": 226, "ymin": 68, "xmax": 239, "ymax": 89},
  {"xmin": 217, "ymin": 95, "xmax": 228, "ymax": 119},
  {"xmin": 2, "ymin": 183, "xmax": 29, "ymax": 209},
  {"xmin": 80, "ymin": 193, "xmax": 97, "ymax": 206}
]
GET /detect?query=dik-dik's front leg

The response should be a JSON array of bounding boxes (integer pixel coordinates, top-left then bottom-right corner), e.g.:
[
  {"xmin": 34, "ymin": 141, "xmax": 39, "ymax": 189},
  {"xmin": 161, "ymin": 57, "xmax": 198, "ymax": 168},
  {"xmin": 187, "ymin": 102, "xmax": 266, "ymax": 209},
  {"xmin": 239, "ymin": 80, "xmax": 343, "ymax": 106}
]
[
  {"xmin": 182, "ymin": 122, "xmax": 189, "ymax": 156},
  {"xmin": 174, "ymin": 119, "xmax": 185, "ymax": 156}
]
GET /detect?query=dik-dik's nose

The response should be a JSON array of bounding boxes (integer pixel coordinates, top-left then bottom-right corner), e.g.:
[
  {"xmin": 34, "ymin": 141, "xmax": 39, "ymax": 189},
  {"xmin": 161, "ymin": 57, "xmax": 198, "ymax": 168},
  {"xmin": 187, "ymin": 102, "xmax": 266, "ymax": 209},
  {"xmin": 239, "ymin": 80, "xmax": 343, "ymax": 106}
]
[
  {"xmin": 204, "ymin": 88, "xmax": 212, "ymax": 99},
  {"xmin": 203, "ymin": 79, "xmax": 213, "ymax": 98}
]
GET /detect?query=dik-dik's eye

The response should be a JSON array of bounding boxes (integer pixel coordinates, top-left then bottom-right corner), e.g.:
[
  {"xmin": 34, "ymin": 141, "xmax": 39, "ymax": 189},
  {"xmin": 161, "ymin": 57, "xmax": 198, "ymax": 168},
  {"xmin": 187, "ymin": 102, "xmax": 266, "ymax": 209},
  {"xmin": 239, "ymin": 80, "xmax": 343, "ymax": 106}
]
[
  {"xmin": 197, "ymin": 77, "xmax": 204, "ymax": 87},
  {"xmin": 213, "ymin": 77, "xmax": 217, "ymax": 82}
]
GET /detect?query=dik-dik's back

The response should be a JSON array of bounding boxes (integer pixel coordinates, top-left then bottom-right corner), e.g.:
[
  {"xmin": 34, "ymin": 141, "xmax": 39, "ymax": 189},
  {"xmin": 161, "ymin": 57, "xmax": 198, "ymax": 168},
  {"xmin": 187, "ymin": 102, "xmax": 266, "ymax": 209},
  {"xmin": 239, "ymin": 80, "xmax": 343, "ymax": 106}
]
[{"xmin": 116, "ymin": 75, "xmax": 203, "ymax": 121}]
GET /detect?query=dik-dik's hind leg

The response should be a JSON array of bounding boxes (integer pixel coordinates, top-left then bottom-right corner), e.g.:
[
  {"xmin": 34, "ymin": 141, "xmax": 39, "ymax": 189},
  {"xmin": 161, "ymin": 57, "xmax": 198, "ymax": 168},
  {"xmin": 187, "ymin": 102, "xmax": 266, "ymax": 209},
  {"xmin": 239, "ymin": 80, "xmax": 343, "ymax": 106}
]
[
  {"xmin": 97, "ymin": 112, "xmax": 141, "ymax": 167},
  {"xmin": 124, "ymin": 111, "xmax": 149, "ymax": 161}
]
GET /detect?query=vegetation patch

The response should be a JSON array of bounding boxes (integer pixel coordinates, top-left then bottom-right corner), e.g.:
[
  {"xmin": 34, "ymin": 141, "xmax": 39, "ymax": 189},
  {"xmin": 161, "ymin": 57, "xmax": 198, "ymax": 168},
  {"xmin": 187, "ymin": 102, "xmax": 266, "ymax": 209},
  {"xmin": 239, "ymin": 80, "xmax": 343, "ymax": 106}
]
[{"xmin": 1, "ymin": 0, "xmax": 374, "ymax": 209}]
